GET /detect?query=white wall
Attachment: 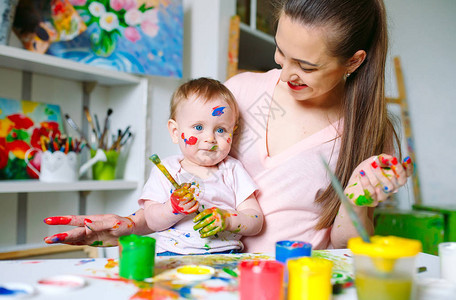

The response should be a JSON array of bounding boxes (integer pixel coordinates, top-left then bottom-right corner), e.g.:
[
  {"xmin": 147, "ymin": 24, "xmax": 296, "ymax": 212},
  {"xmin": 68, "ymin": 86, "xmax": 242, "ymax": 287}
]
[{"xmin": 384, "ymin": 0, "xmax": 456, "ymax": 208}]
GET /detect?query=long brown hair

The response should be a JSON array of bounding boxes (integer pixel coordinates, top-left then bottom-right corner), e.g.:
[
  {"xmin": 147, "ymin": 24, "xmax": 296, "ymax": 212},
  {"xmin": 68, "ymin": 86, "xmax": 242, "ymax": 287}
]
[{"xmin": 277, "ymin": 0, "xmax": 399, "ymax": 229}]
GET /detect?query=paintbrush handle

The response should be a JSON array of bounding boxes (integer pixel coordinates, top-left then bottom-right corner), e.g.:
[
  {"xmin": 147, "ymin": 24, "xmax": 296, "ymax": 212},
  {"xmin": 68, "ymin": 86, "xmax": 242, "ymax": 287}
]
[
  {"xmin": 321, "ymin": 158, "xmax": 371, "ymax": 243},
  {"xmin": 64, "ymin": 114, "xmax": 92, "ymax": 150},
  {"xmin": 149, "ymin": 154, "xmax": 180, "ymax": 189}
]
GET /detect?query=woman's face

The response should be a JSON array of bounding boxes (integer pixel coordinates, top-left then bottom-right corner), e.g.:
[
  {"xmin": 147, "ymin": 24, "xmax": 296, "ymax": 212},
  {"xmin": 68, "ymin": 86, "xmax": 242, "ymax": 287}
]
[{"xmin": 274, "ymin": 14, "xmax": 349, "ymax": 103}]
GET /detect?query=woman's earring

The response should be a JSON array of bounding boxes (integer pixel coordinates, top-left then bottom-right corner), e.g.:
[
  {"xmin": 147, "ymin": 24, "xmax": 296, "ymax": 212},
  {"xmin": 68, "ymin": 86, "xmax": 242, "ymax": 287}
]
[{"xmin": 346, "ymin": 73, "xmax": 351, "ymax": 78}]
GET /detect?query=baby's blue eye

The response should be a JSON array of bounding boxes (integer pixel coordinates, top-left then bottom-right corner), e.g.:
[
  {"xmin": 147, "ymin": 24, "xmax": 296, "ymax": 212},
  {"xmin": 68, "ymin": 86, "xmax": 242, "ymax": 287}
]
[
  {"xmin": 216, "ymin": 128, "xmax": 225, "ymax": 134},
  {"xmin": 194, "ymin": 125, "xmax": 203, "ymax": 131}
]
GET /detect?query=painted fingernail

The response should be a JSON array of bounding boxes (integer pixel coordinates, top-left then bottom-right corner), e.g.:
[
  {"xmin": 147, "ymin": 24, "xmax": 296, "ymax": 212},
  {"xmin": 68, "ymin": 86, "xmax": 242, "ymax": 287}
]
[
  {"xmin": 46, "ymin": 233, "xmax": 68, "ymax": 244},
  {"xmin": 391, "ymin": 157, "xmax": 398, "ymax": 165},
  {"xmin": 360, "ymin": 170, "xmax": 366, "ymax": 177},
  {"xmin": 371, "ymin": 161, "xmax": 379, "ymax": 169},
  {"xmin": 44, "ymin": 216, "xmax": 72, "ymax": 225}
]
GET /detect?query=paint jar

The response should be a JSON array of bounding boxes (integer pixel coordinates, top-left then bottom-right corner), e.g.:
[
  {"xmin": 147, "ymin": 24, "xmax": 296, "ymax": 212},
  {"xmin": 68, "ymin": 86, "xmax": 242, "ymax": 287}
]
[
  {"xmin": 239, "ymin": 260, "xmax": 284, "ymax": 300},
  {"xmin": 276, "ymin": 241, "xmax": 312, "ymax": 264},
  {"xmin": 416, "ymin": 278, "xmax": 456, "ymax": 300},
  {"xmin": 119, "ymin": 234, "xmax": 156, "ymax": 281},
  {"xmin": 439, "ymin": 242, "xmax": 456, "ymax": 284},
  {"xmin": 91, "ymin": 149, "xmax": 119, "ymax": 180},
  {"xmin": 287, "ymin": 257, "xmax": 333, "ymax": 300},
  {"xmin": 348, "ymin": 235, "xmax": 422, "ymax": 300}
]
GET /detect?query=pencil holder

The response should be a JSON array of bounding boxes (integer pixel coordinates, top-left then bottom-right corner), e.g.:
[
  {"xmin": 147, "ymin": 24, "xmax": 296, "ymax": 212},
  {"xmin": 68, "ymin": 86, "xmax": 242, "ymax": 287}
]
[
  {"xmin": 119, "ymin": 234, "xmax": 156, "ymax": 281},
  {"xmin": 91, "ymin": 149, "xmax": 119, "ymax": 180}
]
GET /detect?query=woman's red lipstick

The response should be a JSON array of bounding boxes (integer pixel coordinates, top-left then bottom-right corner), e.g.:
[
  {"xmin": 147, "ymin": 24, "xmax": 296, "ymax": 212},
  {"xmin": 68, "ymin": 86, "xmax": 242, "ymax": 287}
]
[{"xmin": 287, "ymin": 81, "xmax": 307, "ymax": 90}]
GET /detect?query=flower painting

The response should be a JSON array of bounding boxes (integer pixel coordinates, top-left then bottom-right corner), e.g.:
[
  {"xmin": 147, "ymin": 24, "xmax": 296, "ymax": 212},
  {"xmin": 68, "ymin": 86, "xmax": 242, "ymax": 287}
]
[
  {"xmin": 46, "ymin": 0, "xmax": 183, "ymax": 77},
  {"xmin": 0, "ymin": 98, "xmax": 64, "ymax": 180}
]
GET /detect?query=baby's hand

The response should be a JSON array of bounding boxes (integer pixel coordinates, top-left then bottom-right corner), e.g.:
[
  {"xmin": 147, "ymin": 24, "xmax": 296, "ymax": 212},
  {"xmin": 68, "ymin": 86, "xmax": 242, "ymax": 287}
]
[
  {"xmin": 170, "ymin": 183, "xmax": 199, "ymax": 214},
  {"xmin": 344, "ymin": 154, "xmax": 413, "ymax": 207},
  {"xmin": 193, "ymin": 207, "xmax": 228, "ymax": 238}
]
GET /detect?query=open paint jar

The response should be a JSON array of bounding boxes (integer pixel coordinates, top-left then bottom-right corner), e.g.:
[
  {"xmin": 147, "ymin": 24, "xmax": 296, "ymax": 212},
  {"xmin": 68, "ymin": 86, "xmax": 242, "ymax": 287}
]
[
  {"xmin": 119, "ymin": 234, "xmax": 156, "ymax": 281},
  {"xmin": 348, "ymin": 235, "xmax": 422, "ymax": 300}
]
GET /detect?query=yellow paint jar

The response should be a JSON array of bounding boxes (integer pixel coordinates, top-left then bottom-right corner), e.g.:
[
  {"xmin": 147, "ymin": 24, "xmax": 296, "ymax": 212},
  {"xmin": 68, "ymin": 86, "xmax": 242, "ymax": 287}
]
[
  {"xmin": 287, "ymin": 257, "xmax": 333, "ymax": 300},
  {"xmin": 348, "ymin": 236, "xmax": 422, "ymax": 300}
]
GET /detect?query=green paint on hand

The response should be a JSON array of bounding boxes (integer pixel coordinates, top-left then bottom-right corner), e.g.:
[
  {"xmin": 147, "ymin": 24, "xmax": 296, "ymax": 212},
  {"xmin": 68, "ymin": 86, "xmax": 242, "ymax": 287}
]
[
  {"xmin": 349, "ymin": 193, "xmax": 354, "ymax": 199},
  {"xmin": 354, "ymin": 190, "xmax": 374, "ymax": 206},
  {"xmin": 90, "ymin": 241, "xmax": 103, "ymax": 246}
]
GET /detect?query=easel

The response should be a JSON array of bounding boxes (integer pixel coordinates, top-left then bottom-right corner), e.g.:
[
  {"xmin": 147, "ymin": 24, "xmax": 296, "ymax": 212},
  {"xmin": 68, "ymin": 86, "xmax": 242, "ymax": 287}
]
[{"xmin": 386, "ymin": 56, "xmax": 422, "ymax": 205}]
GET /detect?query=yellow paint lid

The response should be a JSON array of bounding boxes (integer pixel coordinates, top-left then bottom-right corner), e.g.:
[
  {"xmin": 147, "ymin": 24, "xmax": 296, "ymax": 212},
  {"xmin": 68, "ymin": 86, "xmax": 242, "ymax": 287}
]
[
  {"xmin": 287, "ymin": 257, "xmax": 333, "ymax": 273},
  {"xmin": 348, "ymin": 236, "xmax": 422, "ymax": 259}
]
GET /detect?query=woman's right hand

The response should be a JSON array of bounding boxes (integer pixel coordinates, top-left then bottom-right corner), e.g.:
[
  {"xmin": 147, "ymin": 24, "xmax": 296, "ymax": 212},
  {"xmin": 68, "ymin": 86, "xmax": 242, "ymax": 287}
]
[{"xmin": 43, "ymin": 214, "xmax": 136, "ymax": 247}]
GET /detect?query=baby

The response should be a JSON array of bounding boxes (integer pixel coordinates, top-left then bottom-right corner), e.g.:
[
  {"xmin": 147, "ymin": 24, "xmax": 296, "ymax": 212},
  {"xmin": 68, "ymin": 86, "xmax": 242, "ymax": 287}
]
[{"xmin": 140, "ymin": 77, "xmax": 264, "ymax": 255}]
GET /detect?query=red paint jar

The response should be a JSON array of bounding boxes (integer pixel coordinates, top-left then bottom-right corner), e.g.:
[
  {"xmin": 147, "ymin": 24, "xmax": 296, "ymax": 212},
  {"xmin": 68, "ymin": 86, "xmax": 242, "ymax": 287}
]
[{"xmin": 239, "ymin": 260, "xmax": 284, "ymax": 300}]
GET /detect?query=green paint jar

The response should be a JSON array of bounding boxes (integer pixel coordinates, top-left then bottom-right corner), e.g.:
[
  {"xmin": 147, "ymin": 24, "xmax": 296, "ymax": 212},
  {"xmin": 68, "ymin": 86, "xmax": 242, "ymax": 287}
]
[{"xmin": 118, "ymin": 234, "xmax": 156, "ymax": 281}]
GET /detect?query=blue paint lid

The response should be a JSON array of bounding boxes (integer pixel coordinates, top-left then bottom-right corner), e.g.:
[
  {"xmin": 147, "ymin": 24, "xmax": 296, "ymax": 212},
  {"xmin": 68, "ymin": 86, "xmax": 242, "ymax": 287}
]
[{"xmin": 276, "ymin": 240, "xmax": 312, "ymax": 263}]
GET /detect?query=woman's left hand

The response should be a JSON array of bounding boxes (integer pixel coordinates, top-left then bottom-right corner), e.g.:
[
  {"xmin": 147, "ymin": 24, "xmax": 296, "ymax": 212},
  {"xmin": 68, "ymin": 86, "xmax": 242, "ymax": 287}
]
[
  {"xmin": 344, "ymin": 154, "xmax": 413, "ymax": 207},
  {"xmin": 193, "ymin": 207, "xmax": 229, "ymax": 238}
]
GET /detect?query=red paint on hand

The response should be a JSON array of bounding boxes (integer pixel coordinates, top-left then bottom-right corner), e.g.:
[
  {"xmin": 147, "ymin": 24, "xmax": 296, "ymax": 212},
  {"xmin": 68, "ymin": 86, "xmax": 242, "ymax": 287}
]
[
  {"xmin": 43, "ymin": 216, "xmax": 72, "ymax": 225},
  {"xmin": 45, "ymin": 233, "xmax": 68, "ymax": 244},
  {"xmin": 371, "ymin": 161, "xmax": 379, "ymax": 169}
]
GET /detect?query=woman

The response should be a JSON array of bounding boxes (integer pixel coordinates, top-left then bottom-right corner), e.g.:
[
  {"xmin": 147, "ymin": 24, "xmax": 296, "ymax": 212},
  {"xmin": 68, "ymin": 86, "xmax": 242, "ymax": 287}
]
[{"xmin": 44, "ymin": 0, "xmax": 412, "ymax": 252}]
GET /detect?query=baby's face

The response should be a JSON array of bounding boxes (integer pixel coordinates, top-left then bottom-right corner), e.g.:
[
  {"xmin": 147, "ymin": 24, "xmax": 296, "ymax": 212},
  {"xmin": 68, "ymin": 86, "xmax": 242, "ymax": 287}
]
[{"xmin": 171, "ymin": 95, "xmax": 236, "ymax": 167}]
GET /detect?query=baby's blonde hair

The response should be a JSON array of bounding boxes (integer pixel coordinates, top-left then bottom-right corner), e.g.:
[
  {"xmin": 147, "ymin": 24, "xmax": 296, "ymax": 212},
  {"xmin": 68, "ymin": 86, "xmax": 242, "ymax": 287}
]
[{"xmin": 170, "ymin": 77, "xmax": 239, "ymax": 122}]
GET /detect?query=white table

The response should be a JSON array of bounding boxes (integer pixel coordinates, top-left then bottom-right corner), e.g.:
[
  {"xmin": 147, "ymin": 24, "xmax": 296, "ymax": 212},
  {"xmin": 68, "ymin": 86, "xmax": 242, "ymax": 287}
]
[{"xmin": 0, "ymin": 249, "xmax": 439, "ymax": 299}]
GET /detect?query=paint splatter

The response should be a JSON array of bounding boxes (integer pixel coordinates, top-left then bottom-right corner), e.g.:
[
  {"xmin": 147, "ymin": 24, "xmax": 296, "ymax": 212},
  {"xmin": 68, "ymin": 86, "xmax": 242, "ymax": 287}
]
[
  {"xmin": 45, "ymin": 233, "xmax": 68, "ymax": 243},
  {"xmin": 105, "ymin": 258, "xmax": 118, "ymax": 269},
  {"xmin": 0, "ymin": 286, "xmax": 28, "ymax": 296},
  {"xmin": 181, "ymin": 133, "xmax": 197, "ymax": 145},
  {"xmin": 210, "ymin": 145, "xmax": 218, "ymax": 151},
  {"xmin": 212, "ymin": 106, "xmax": 225, "ymax": 116},
  {"xmin": 76, "ymin": 258, "xmax": 95, "ymax": 265},
  {"xmin": 226, "ymin": 137, "xmax": 231, "ymax": 144},
  {"xmin": 354, "ymin": 189, "xmax": 374, "ymax": 206},
  {"xmin": 90, "ymin": 241, "xmax": 103, "ymax": 246}
]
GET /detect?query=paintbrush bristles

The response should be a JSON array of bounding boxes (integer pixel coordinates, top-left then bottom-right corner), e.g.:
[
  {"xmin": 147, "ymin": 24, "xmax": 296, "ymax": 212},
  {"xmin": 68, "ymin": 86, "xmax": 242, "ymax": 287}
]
[{"xmin": 149, "ymin": 154, "xmax": 161, "ymax": 164}]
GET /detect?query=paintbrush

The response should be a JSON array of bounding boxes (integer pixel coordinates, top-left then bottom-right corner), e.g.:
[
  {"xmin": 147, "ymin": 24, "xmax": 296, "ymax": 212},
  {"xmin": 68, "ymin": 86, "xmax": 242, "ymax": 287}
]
[
  {"xmin": 149, "ymin": 154, "xmax": 180, "ymax": 189},
  {"xmin": 64, "ymin": 114, "xmax": 92, "ymax": 150},
  {"xmin": 83, "ymin": 106, "xmax": 98, "ymax": 144},
  {"xmin": 94, "ymin": 114, "xmax": 101, "ymax": 140},
  {"xmin": 98, "ymin": 108, "xmax": 113, "ymax": 149},
  {"xmin": 321, "ymin": 157, "xmax": 371, "ymax": 243}
]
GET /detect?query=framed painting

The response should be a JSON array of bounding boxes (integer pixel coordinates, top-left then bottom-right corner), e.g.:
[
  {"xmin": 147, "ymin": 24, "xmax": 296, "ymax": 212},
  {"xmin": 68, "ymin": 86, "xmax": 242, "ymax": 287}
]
[
  {"xmin": 46, "ymin": 0, "xmax": 183, "ymax": 77},
  {"xmin": 0, "ymin": 98, "xmax": 64, "ymax": 180}
]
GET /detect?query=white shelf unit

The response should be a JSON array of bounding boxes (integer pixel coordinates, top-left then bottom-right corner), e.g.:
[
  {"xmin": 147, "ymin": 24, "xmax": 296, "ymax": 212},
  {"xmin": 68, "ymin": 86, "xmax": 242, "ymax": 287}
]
[{"xmin": 0, "ymin": 45, "xmax": 149, "ymax": 251}]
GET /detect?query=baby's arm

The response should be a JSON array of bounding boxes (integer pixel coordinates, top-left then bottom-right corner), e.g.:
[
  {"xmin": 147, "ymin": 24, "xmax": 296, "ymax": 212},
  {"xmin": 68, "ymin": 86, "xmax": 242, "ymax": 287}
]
[
  {"xmin": 193, "ymin": 194, "xmax": 263, "ymax": 238},
  {"xmin": 143, "ymin": 183, "xmax": 199, "ymax": 232}
]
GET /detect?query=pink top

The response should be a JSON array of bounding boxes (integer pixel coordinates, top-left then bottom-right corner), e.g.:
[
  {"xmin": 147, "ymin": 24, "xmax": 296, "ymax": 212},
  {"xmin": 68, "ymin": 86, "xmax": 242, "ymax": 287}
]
[{"xmin": 225, "ymin": 69, "xmax": 342, "ymax": 253}]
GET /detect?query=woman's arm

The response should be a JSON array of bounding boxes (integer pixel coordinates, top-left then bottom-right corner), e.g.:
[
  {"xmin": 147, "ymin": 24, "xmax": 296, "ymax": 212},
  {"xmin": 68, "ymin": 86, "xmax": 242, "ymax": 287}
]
[
  {"xmin": 193, "ymin": 194, "xmax": 264, "ymax": 237},
  {"xmin": 329, "ymin": 154, "xmax": 413, "ymax": 248},
  {"xmin": 44, "ymin": 209, "xmax": 152, "ymax": 247}
]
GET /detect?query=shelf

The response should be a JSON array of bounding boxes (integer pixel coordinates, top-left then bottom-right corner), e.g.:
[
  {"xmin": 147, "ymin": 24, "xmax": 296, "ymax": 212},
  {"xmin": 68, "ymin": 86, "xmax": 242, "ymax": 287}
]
[
  {"xmin": 0, "ymin": 180, "xmax": 138, "ymax": 193},
  {"xmin": 0, "ymin": 45, "xmax": 142, "ymax": 86}
]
